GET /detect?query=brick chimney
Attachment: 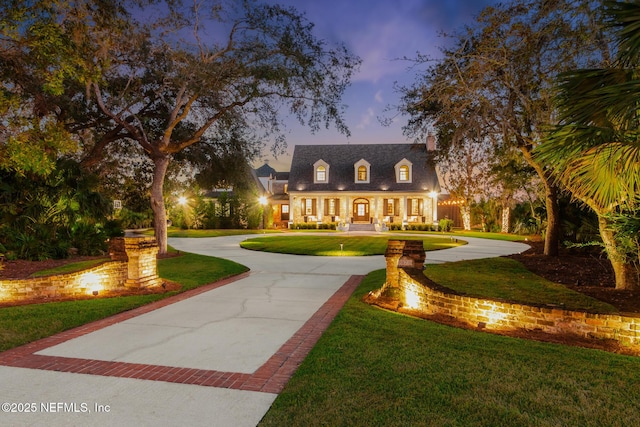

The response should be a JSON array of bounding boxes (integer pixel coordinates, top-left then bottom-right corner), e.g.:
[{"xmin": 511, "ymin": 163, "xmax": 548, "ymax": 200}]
[{"xmin": 426, "ymin": 133, "xmax": 436, "ymax": 151}]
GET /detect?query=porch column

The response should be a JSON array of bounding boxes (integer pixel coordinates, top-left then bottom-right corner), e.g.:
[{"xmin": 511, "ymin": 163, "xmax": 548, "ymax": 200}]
[
  {"xmin": 402, "ymin": 196, "xmax": 408, "ymax": 221},
  {"xmin": 292, "ymin": 196, "xmax": 300, "ymax": 223},
  {"xmin": 430, "ymin": 193, "xmax": 438, "ymax": 224},
  {"xmin": 373, "ymin": 197, "xmax": 380, "ymax": 223}
]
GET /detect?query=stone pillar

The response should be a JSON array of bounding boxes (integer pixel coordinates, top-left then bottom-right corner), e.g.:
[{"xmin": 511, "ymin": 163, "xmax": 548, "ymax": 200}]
[
  {"xmin": 401, "ymin": 240, "xmax": 426, "ymax": 269},
  {"xmin": 109, "ymin": 237, "xmax": 160, "ymax": 288},
  {"xmin": 379, "ymin": 239, "xmax": 426, "ymax": 303},
  {"xmin": 384, "ymin": 240, "xmax": 405, "ymax": 289},
  {"xmin": 384, "ymin": 240, "xmax": 426, "ymax": 288}
]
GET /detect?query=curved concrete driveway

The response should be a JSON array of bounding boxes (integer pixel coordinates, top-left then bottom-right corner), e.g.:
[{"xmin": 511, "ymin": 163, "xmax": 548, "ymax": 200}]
[
  {"xmin": 169, "ymin": 233, "xmax": 530, "ymax": 270},
  {"xmin": 0, "ymin": 234, "xmax": 527, "ymax": 427}
]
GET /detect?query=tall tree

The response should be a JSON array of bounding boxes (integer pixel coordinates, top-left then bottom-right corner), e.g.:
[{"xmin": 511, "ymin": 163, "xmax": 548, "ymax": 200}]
[
  {"xmin": 435, "ymin": 126, "xmax": 494, "ymax": 231},
  {"xmin": 536, "ymin": 1, "xmax": 640, "ymax": 289},
  {"xmin": 489, "ymin": 156, "xmax": 537, "ymax": 233},
  {"xmin": 7, "ymin": 0, "xmax": 359, "ymax": 253},
  {"xmin": 399, "ymin": 0, "xmax": 611, "ymax": 255},
  {"xmin": 0, "ymin": 0, "xmax": 130, "ymax": 175}
]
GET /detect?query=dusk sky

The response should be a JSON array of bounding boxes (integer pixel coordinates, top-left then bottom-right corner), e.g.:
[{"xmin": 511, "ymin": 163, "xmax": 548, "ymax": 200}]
[{"xmin": 258, "ymin": 0, "xmax": 502, "ymax": 171}]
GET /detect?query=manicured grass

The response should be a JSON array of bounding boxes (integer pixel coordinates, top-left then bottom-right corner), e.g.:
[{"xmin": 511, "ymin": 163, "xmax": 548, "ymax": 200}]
[
  {"xmin": 444, "ymin": 230, "xmax": 532, "ymax": 241},
  {"xmin": 391, "ymin": 229, "xmax": 532, "ymax": 242},
  {"xmin": 0, "ymin": 251, "xmax": 247, "ymax": 352},
  {"xmin": 259, "ymin": 270, "xmax": 640, "ymax": 427},
  {"xmin": 424, "ymin": 257, "xmax": 617, "ymax": 313},
  {"xmin": 32, "ymin": 258, "xmax": 110, "ymax": 277},
  {"xmin": 156, "ymin": 252, "xmax": 247, "ymax": 290},
  {"xmin": 166, "ymin": 228, "xmax": 282, "ymax": 238},
  {"xmin": 0, "ymin": 295, "xmax": 169, "ymax": 352},
  {"xmin": 240, "ymin": 235, "xmax": 464, "ymax": 256}
]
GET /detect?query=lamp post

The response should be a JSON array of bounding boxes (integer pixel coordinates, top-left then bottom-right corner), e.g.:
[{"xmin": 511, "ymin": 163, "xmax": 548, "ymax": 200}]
[{"xmin": 259, "ymin": 195, "xmax": 268, "ymax": 230}]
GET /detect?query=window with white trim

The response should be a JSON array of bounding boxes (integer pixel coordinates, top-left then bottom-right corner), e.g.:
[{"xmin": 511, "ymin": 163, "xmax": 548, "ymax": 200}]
[
  {"xmin": 358, "ymin": 165, "xmax": 367, "ymax": 181},
  {"xmin": 354, "ymin": 159, "xmax": 371, "ymax": 183},
  {"xmin": 394, "ymin": 159, "xmax": 413, "ymax": 183},
  {"xmin": 399, "ymin": 165, "xmax": 409, "ymax": 181},
  {"xmin": 313, "ymin": 160, "xmax": 330, "ymax": 183}
]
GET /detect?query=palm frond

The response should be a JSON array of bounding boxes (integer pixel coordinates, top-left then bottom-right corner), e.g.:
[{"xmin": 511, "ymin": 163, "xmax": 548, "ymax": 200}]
[
  {"xmin": 537, "ymin": 137, "xmax": 640, "ymax": 210},
  {"xmin": 556, "ymin": 68, "xmax": 640, "ymax": 132},
  {"xmin": 606, "ymin": 1, "xmax": 640, "ymax": 66}
]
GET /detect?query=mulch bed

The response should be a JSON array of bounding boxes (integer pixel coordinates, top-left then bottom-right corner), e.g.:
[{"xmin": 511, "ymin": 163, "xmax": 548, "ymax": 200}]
[{"xmin": 507, "ymin": 241, "xmax": 640, "ymax": 314}]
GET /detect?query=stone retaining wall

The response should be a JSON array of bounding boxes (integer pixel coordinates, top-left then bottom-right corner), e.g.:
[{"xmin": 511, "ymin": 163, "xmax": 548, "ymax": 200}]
[
  {"xmin": 368, "ymin": 240, "xmax": 640, "ymax": 348},
  {"xmin": 0, "ymin": 261, "xmax": 128, "ymax": 300},
  {"xmin": 0, "ymin": 237, "xmax": 160, "ymax": 303}
]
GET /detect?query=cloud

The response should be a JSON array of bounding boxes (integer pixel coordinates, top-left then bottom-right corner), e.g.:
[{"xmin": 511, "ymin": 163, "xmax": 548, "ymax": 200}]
[
  {"xmin": 375, "ymin": 90, "xmax": 383, "ymax": 103},
  {"xmin": 356, "ymin": 107, "xmax": 375, "ymax": 130},
  {"xmin": 271, "ymin": 0, "xmax": 500, "ymax": 84}
]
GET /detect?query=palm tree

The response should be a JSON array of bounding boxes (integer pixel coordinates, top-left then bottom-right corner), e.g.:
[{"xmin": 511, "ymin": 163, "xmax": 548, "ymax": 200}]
[{"xmin": 536, "ymin": 1, "xmax": 640, "ymax": 290}]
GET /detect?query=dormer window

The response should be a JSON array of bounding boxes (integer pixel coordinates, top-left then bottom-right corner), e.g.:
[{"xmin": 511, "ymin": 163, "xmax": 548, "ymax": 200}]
[
  {"xmin": 354, "ymin": 159, "xmax": 370, "ymax": 183},
  {"xmin": 395, "ymin": 159, "xmax": 412, "ymax": 183},
  {"xmin": 314, "ymin": 160, "xmax": 329, "ymax": 183}
]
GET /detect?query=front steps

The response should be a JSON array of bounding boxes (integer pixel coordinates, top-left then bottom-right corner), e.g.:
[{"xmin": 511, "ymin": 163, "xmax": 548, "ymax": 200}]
[{"xmin": 347, "ymin": 223, "xmax": 377, "ymax": 232}]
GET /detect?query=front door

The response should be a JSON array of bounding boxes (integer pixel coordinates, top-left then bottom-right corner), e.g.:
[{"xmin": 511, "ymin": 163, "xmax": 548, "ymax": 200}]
[{"xmin": 353, "ymin": 198, "xmax": 370, "ymax": 222}]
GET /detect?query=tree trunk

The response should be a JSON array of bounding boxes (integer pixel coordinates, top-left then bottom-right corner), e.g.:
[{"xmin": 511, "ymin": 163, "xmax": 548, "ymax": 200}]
[
  {"xmin": 598, "ymin": 215, "xmax": 639, "ymax": 290},
  {"xmin": 460, "ymin": 204, "xmax": 471, "ymax": 231},
  {"xmin": 520, "ymin": 146, "xmax": 559, "ymax": 256},
  {"xmin": 151, "ymin": 155, "xmax": 170, "ymax": 255},
  {"xmin": 543, "ymin": 182, "xmax": 560, "ymax": 256},
  {"xmin": 501, "ymin": 205, "xmax": 510, "ymax": 233}
]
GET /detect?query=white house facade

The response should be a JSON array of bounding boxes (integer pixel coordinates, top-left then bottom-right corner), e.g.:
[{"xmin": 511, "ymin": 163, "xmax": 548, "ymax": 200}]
[{"xmin": 287, "ymin": 143, "xmax": 441, "ymax": 230}]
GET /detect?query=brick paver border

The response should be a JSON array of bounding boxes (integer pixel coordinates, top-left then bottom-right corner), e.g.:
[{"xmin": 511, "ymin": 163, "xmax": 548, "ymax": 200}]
[{"xmin": 0, "ymin": 273, "xmax": 364, "ymax": 394}]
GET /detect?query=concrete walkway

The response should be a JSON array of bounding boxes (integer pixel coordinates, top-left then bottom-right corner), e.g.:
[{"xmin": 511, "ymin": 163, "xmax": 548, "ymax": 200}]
[{"xmin": 0, "ymin": 234, "xmax": 528, "ymax": 426}]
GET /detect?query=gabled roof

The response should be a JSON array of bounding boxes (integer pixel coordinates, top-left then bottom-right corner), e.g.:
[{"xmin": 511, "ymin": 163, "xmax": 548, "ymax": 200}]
[
  {"xmin": 288, "ymin": 144, "xmax": 440, "ymax": 193},
  {"xmin": 274, "ymin": 171, "xmax": 289, "ymax": 181},
  {"xmin": 255, "ymin": 162, "xmax": 277, "ymax": 178}
]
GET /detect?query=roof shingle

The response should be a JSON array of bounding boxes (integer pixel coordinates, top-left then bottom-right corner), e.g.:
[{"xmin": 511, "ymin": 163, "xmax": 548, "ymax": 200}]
[{"xmin": 288, "ymin": 144, "xmax": 440, "ymax": 193}]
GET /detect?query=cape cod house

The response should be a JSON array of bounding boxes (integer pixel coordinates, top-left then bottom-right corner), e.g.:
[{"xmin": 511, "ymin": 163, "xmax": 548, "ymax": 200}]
[{"xmin": 286, "ymin": 143, "xmax": 441, "ymax": 230}]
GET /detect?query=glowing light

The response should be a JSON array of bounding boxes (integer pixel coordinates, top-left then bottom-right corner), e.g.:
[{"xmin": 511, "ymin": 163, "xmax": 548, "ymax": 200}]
[
  {"xmin": 404, "ymin": 287, "xmax": 420, "ymax": 309},
  {"xmin": 483, "ymin": 303, "xmax": 508, "ymax": 326},
  {"xmin": 258, "ymin": 196, "xmax": 268, "ymax": 205},
  {"xmin": 80, "ymin": 272, "xmax": 103, "ymax": 295},
  {"xmin": 178, "ymin": 196, "xmax": 188, "ymax": 205},
  {"xmin": 429, "ymin": 191, "xmax": 438, "ymax": 199}
]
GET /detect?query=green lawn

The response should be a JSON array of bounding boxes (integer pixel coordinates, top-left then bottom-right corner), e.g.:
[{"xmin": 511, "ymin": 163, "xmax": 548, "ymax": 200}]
[
  {"xmin": 240, "ymin": 235, "xmax": 464, "ymax": 256},
  {"xmin": 425, "ymin": 257, "xmax": 617, "ymax": 313},
  {"xmin": 0, "ymin": 251, "xmax": 247, "ymax": 352},
  {"xmin": 166, "ymin": 228, "xmax": 281, "ymax": 238},
  {"xmin": 32, "ymin": 258, "xmax": 110, "ymax": 277},
  {"xmin": 259, "ymin": 270, "xmax": 640, "ymax": 427},
  {"xmin": 390, "ymin": 229, "xmax": 533, "ymax": 242}
]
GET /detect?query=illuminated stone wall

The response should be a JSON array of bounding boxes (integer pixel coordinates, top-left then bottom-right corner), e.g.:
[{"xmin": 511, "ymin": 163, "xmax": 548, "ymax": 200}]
[
  {"xmin": 367, "ymin": 241, "xmax": 640, "ymax": 348},
  {"xmin": 390, "ymin": 268, "xmax": 640, "ymax": 347},
  {"xmin": 0, "ymin": 261, "xmax": 128, "ymax": 301},
  {"xmin": 0, "ymin": 237, "xmax": 160, "ymax": 303}
]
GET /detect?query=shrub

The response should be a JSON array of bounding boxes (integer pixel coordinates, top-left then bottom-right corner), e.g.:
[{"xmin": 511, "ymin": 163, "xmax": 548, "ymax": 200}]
[{"xmin": 439, "ymin": 218, "xmax": 454, "ymax": 232}]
